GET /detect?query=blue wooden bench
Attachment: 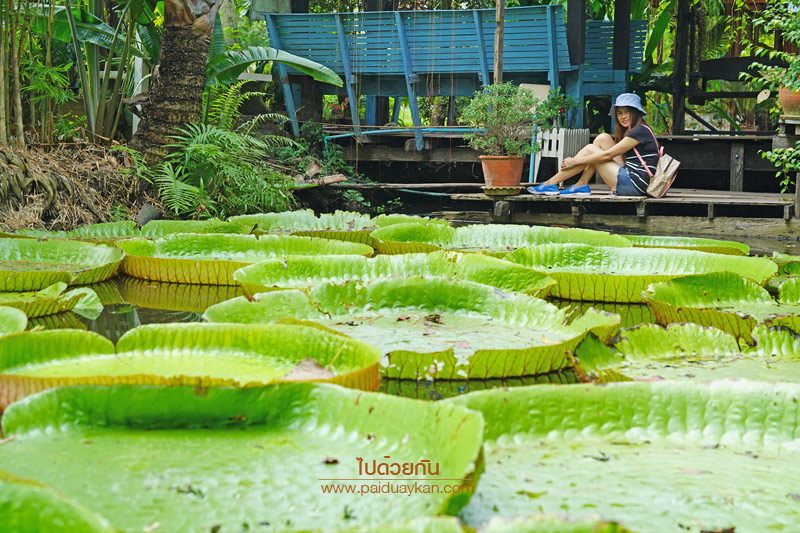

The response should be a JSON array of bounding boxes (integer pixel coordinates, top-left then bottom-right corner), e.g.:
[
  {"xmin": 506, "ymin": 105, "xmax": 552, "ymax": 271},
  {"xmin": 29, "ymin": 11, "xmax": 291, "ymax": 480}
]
[{"xmin": 263, "ymin": 6, "xmax": 645, "ymax": 148}]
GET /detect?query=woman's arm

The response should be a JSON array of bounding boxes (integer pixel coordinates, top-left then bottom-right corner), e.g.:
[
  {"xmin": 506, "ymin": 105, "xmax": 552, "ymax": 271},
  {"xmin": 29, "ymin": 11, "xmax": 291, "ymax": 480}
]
[{"xmin": 562, "ymin": 137, "xmax": 639, "ymax": 169}]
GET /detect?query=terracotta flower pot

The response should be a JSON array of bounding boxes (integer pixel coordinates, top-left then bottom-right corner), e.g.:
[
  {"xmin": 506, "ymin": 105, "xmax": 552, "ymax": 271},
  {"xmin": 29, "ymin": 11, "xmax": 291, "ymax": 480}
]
[
  {"xmin": 479, "ymin": 155, "xmax": 525, "ymax": 187},
  {"xmin": 779, "ymin": 87, "xmax": 800, "ymax": 117}
]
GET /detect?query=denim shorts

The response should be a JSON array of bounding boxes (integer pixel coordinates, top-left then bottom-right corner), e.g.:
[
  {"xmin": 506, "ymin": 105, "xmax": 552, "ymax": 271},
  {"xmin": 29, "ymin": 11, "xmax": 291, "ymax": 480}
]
[{"xmin": 614, "ymin": 167, "xmax": 647, "ymax": 197}]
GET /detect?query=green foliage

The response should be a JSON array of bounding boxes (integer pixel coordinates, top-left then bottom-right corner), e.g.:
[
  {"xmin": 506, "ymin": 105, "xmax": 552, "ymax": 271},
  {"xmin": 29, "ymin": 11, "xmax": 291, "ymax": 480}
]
[
  {"xmin": 745, "ymin": 2, "xmax": 800, "ymax": 92},
  {"xmin": 22, "ymin": 59, "xmax": 75, "ymax": 108},
  {"xmin": 532, "ymin": 87, "xmax": 579, "ymax": 129},
  {"xmin": 761, "ymin": 141, "xmax": 800, "ymax": 192},
  {"xmin": 461, "ymin": 83, "xmax": 537, "ymax": 156},
  {"xmin": 153, "ymin": 123, "xmax": 296, "ymax": 218}
]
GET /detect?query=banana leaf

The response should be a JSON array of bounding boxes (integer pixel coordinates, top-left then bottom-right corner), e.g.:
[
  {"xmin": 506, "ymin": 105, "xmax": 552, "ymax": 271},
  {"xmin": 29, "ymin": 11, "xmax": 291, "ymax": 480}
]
[
  {"xmin": 0, "ymin": 283, "xmax": 102, "ymax": 319},
  {"xmin": 0, "ymin": 384, "xmax": 482, "ymax": 530},
  {"xmin": 0, "ymin": 307, "xmax": 27, "ymax": 337},
  {"xmin": 369, "ymin": 222, "xmax": 632, "ymax": 255},
  {"xmin": 0, "ymin": 238, "xmax": 124, "ymax": 291},
  {"xmin": 117, "ymin": 233, "xmax": 374, "ymax": 285},
  {"xmin": 644, "ymin": 272, "xmax": 800, "ymax": 344},
  {"xmin": 233, "ymin": 252, "xmax": 556, "ymax": 298},
  {"xmin": 506, "ymin": 244, "xmax": 777, "ymax": 303},
  {"xmin": 0, "ymin": 470, "xmax": 114, "ymax": 532},
  {"xmin": 207, "ymin": 46, "xmax": 343, "ymax": 87},
  {"xmin": 449, "ymin": 381, "xmax": 800, "ymax": 531},
  {"xmin": 622, "ymin": 234, "xmax": 749, "ymax": 255},
  {"xmin": 204, "ymin": 278, "xmax": 620, "ymax": 380},
  {"xmin": 0, "ymin": 322, "xmax": 380, "ymax": 409}
]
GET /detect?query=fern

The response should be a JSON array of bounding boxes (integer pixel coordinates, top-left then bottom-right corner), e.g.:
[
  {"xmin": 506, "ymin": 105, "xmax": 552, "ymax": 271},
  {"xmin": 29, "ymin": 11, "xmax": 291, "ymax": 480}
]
[{"xmin": 152, "ymin": 163, "xmax": 200, "ymax": 216}]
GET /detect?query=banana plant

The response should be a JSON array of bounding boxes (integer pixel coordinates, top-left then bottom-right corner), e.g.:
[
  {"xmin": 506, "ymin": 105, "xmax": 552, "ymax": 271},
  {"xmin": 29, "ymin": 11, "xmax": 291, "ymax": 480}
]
[{"xmin": 31, "ymin": 0, "xmax": 340, "ymax": 147}]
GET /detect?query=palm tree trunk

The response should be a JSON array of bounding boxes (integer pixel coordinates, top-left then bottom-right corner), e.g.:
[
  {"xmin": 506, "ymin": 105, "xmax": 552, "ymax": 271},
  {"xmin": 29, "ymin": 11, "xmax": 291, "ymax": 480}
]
[{"xmin": 130, "ymin": 0, "xmax": 221, "ymax": 163}]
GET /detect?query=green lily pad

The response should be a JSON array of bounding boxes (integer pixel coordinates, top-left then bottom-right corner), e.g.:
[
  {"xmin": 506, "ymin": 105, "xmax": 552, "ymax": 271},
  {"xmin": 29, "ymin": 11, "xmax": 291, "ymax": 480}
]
[
  {"xmin": 623, "ymin": 234, "xmax": 749, "ymax": 255},
  {"xmin": 483, "ymin": 516, "xmax": 629, "ymax": 533},
  {"xmin": 771, "ymin": 252, "xmax": 800, "ymax": 276},
  {"xmin": 0, "ymin": 238, "xmax": 124, "ymax": 291},
  {"xmin": 556, "ymin": 300, "xmax": 656, "ymax": 329},
  {"xmin": 506, "ymin": 244, "xmax": 777, "ymax": 303},
  {"xmin": 0, "ymin": 282, "xmax": 102, "ymax": 319},
  {"xmin": 117, "ymin": 276, "xmax": 242, "ymax": 312},
  {"xmin": 575, "ymin": 323, "xmax": 800, "ymax": 383},
  {"xmin": 0, "ymin": 470, "xmax": 114, "ymax": 532},
  {"xmin": 231, "ymin": 210, "xmax": 450, "ymax": 246},
  {"xmin": 369, "ymin": 223, "xmax": 632, "ymax": 255},
  {"xmin": 117, "ymin": 233, "xmax": 374, "ymax": 285},
  {"xmin": 13, "ymin": 221, "xmax": 141, "ymax": 242},
  {"xmin": 140, "ymin": 218, "xmax": 254, "ymax": 238},
  {"xmin": 0, "ymin": 322, "xmax": 380, "ymax": 409},
  {"xmin": 233, "ymin": 252, "xmax": 556, "ymax": 299},
  {"xmin": 0, "ymin": 384, "xmax": 483, "ymax": 530},
  {"xmin": 204, "ymin": 278, "xmax": 619, "ymax": 380},
  {"xmin": 644, "ymin": 272, "xmax": 800, "ymax": 344},
  {"xmin": 449, "ymin": 381, "xmax": 800, "ymax": 531},
  {"xmin": 0, "ymin": 306, "xmax": 26, "ymax": 337},
  {"xmin": 380, "ymin": 371, "xmax": 578, "ymax": 400}
]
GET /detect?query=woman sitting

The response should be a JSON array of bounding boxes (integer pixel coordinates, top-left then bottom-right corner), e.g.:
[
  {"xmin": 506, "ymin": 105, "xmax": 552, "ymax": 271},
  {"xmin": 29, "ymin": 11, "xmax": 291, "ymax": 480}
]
[{"xmin": 528, "ymin": 93, "xmax": 659, "ymax": 196}]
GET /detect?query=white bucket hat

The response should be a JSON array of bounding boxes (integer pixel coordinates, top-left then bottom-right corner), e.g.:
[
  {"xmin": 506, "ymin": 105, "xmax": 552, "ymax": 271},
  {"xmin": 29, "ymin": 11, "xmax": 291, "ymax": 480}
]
[{"xmin": 609, "ymin": 93, "xmax": 647, "ymax": 115}]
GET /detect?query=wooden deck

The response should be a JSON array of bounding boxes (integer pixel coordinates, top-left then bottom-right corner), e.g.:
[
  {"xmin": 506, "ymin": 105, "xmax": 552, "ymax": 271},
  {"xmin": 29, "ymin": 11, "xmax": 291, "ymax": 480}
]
[{"xmin": 452, "ymin": 185, "xmax": 796, "ymax": 220}]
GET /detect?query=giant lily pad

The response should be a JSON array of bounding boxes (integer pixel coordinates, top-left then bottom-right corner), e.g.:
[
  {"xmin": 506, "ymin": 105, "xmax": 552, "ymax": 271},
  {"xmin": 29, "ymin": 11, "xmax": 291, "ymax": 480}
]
[
  {"xmin": 0, "ymin": 282, "xmax": 102, "ymax": 319},
  {"xmin": 139, "ymin": 218, "xmax": 254, "ymax": 238},
  {"xmin": 0, "ymin": 238, "xmax": 123, "ymax": 291},
  {"xmin": 0, "ymin": 384, "xmax": 483, "ymax": 530},
  {"xmin": 0, "ymin": 306, "xmax": 26, "ymax": 337},
  {"xmin": 506, "ymin": 244, "xmax": 777, "ymax": 303},
  {"xmin": 230, "ymin": 210, "xmax": 448, "ymax": 245},
  {"xmin": 622, "ymin": 234, "xmax": 749, "ymax": 255},
  {"xmin": 117, "ymin": 276, "xmax": 242, "ymax": 312},
  {"xmin": 0, "ymin": 322, "xmax": 380, "ymax": 408},
  {"xmin": 450, "ymin": 381, "xmax": 800, "ymax": 530},
  {"xmin": 117, "ymin": 233, "xmax": 374, "ymax": 285},
  {"xmin": 556, "ymin": 300, "xmax": 656, "ymax": 329},
  {"xmin": 204, "ymin": 278, "xmax": 619, "ymax": 380},
  {"xmin": 644, "ymin": 272, "xmax": 800, "ymax": 343},
  {"xmin": 381, "ymin": 371, "xmax": 578, "ymax": 400},
  {"xmin": 370, "ymin": 223, "xmax": 632, "ymax": 255},
  {"xmin": 0, "ymin": 470, "xmax": 114, "ymax": 532},
  {"xmin": 575, "ymin": 323, "xmax": 800, "ymax": 383},
  {"xmin": 234, "ymin": 251, "xmax": 556, "ymax": 298},
  {"xmin": 13, "ymin": 221, "xmax": 141, "ymax": 243}
]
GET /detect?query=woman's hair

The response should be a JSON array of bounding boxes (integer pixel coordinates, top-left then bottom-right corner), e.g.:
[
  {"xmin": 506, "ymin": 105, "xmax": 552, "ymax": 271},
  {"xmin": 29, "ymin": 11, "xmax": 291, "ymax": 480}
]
[{"xmin": 613, "ymin": 106, "xmax": 645, "ymax": 143}]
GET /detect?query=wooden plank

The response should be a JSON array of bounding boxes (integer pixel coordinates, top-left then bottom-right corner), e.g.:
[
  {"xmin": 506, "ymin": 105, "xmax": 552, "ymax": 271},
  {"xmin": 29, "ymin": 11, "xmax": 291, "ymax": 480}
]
[
  {"xmin": 329, "ymin": 182, "xmax": 483, "ymax": 190},
  {"xmin": 729, "ymin": 142, "xmax": 744, "ymax": 192},
  {"xmin": 342, "ymin": 145, "xmax": 480, "ymax": 162}
]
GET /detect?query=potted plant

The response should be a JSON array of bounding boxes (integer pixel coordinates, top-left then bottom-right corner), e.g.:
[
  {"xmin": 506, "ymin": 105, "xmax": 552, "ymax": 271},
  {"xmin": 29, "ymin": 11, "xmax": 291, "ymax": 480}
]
[
  {"xmin": 748, "ymin": 1, "xmax": 800, "ymax": 116},
  {"xmin": 461, "ymin": 83, "xmax": 539, "ymax": 187}
]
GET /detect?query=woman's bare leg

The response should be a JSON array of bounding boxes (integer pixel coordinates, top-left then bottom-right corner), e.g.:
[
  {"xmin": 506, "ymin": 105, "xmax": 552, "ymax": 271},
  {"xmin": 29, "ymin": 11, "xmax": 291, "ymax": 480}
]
[
  {"xmin": 564, "ymin": 134, "xmax": 625, "ymax": 189},
  {"xmin": 541, "ymin": 143, "xmax": 598, "ymax": 186}
]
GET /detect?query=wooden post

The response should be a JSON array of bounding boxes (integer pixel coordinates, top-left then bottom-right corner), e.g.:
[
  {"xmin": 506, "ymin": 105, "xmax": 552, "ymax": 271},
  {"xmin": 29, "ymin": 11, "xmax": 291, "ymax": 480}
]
[
  {"xmin": 729, "ymin": 142, "xmax": 744, "ymax": 192},
  {"xmin": 493, "ymin": 0, "xmax": 505, "ymax": 84},
  {"xmin": 795, "ymin": 172, "xmax": 800, "ymax": 220},
  {"xmin": 672, "ymin": 0, "xmax": 690, "ymax": 134},
  {"xmin": 365, "ymin": 0, "xmax": 391, "ymax": 126},
  {"xmin": 612, "ymin": 0, "xmax": 631, "ymax": 70},
  {"xmin": 567, "ymin": 0, "xmax": 586, "ymax": 66}
]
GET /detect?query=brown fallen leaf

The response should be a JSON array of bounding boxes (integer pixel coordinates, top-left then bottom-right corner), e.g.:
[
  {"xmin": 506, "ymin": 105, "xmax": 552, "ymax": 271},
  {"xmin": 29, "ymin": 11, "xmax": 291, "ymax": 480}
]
[{"xmin": 283, "ymin": 359, "xmax": 335, "ymax": 381}]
